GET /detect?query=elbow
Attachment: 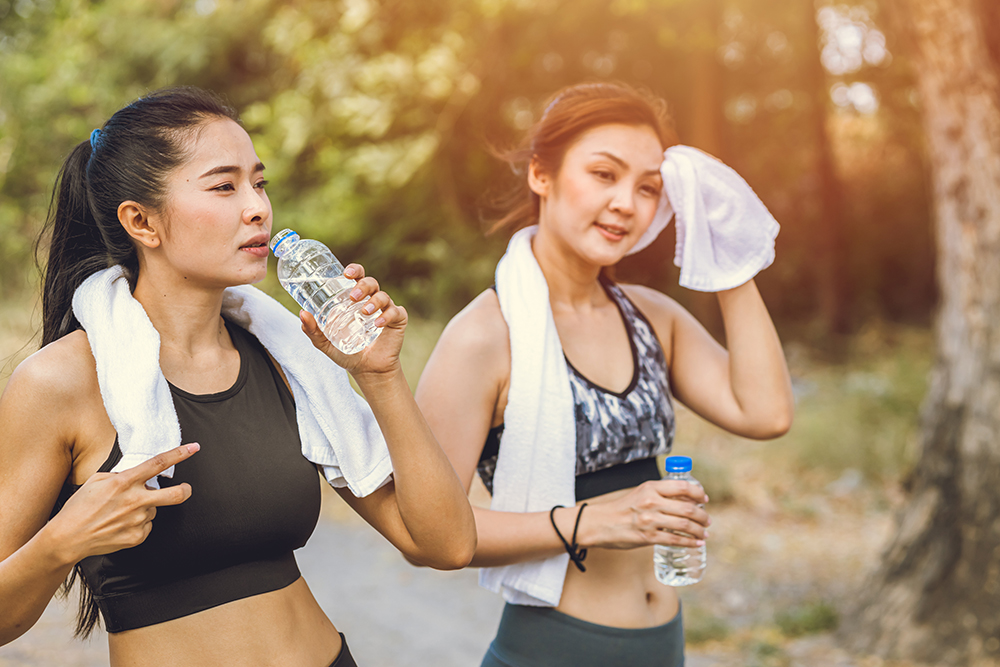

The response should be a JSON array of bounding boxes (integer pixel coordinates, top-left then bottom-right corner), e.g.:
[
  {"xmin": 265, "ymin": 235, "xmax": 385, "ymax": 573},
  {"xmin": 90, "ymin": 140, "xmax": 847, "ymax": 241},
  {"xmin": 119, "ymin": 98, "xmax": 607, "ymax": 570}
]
[
  {"xmin": 430, "ymin": 534, "xmax": 478, "ymax": 571},
  {"xmin": 408, "ymin": 532, "xmax": 478, "ymax": 571},
  {"xmin": 755, "ymin": 406, "xmax": 794, "ymax": 439},
  {"xmin": 770, "ymin": 414, "xmax": 794, "ymax": 439}
]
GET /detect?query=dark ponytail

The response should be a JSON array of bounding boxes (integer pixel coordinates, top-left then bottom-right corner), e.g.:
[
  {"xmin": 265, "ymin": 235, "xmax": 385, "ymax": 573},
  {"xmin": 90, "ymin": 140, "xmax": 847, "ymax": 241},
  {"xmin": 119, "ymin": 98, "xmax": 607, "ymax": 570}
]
[
  {"xmin": 39, "ymin": 140, "xmax": 120, "ymax": 347},
  {"xmin": 37, "ymin": 86, "xmax": 239, "ymax": 347},
  {"xmin": 36, "ymin": 87, "xmax": 240, "ymax": 636}
]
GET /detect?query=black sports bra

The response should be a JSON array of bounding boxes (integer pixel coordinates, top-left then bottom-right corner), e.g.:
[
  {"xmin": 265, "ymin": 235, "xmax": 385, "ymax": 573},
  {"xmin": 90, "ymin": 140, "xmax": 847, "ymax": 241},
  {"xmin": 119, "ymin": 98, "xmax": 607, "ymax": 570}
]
[
  {"xmin": 479, "ymin": 279, "xmax": 675, "ymax": 501},
  {"xmin": 54, "ymin": 321, "xmax": 321, "ymax": 633}
]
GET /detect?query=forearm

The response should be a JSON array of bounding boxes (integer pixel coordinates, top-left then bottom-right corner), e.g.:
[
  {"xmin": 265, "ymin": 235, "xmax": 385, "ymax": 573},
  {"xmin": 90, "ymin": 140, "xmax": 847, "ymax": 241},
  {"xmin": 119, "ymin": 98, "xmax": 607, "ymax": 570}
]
[
  {"xmin": 0, "ymin": 525, "xmax": 76, "ymax": 646},
  {"xmin": 470, "ymin": 504, "xmax": 583, "ymax": 568},
  {"xmin": 355, "ymin": 370, "xmax": 477, "ymax": 568},
  {"xmin": 716, "ymin": 280, "xmax": 794, "ymax": 436}
]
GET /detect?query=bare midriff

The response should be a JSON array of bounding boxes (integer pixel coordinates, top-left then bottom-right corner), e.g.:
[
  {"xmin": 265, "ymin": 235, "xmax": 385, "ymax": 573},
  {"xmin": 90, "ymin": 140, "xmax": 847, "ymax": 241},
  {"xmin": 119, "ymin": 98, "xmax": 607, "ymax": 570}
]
[
  {"xmin": 555, "ymin": 491, "xmax": 681, "ymax": 629},
  {"xmin": 107, "ymin": 578, "xmax": 341, "ymax": 667},
  {"xmin": 557, "ymin": 545, "xmax": 679, "ymax": 628}
]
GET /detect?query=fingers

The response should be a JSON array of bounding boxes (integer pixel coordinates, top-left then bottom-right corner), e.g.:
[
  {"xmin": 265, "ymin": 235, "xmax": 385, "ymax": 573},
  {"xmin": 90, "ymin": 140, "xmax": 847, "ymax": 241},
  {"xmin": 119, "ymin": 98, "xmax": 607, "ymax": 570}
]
[
  {"xmin": 632, "ymin": 497, "xmax": 709, "ymax": 536},
  {"xmin": 120, "ymin": 443, "xmax": 200, "ymax": 486},
  {"xmin": 148, "ymin": 482, "xmax": 193, "ymax": 508},
  {"xmin": 656, "ymin": 504, "xmax": 710, "ymax": 541},
  {"xmin": 620, "ymin": 480, "xmax": 711, "ymax": 548},
  {"xmin": 348, "ymin": 277, "xmax": 405, "ymax": 330},
  {"xmin": 343, "ymin": 269, "xmax": 407, "ymax": 329},
  {"xmin": 299, "ymin": 311, "xmax": 325, "ymax": 343},
  {"xmin": 359, "ymin": 288, "xmax": 390, "ymax": 315},
  {"xmin": 651, "ymin": 479, "xmax": 709, "ymax": 505},
  {"xmin": 375, "ymin": 303, "xmax": 406, "ymax": 329},
  {"xmin": 349, "ymin": 276, "xmax": 380, "ymax": 302},
  {"xmin": 656, "ymin": 525, "xmax": 706, "ymax": 549}
]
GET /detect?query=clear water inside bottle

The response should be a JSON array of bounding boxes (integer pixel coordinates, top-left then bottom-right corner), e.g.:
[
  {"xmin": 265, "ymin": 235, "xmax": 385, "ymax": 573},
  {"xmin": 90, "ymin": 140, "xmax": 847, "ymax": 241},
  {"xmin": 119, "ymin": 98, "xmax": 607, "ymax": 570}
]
[
  {"xmin": 273, "ymin": 234, "xmax": 382, "ymax": 355},
  {"xmin": 654, "ymin": 542, "xmax": 707, "ymax": 586}
]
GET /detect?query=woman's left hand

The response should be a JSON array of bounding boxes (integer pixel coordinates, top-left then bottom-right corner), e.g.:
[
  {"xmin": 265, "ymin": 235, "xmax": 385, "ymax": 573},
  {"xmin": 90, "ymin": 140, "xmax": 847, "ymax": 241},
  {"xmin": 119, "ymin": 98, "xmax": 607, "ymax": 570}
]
[{"xmin": 299, "ymin": 263, "xmax": 407, "ymax": 378}]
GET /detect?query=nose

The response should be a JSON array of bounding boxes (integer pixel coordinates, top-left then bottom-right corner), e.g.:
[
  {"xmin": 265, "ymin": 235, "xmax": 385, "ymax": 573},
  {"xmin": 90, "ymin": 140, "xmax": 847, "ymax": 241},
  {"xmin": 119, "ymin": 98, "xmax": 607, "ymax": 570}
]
[
  {"xmin": 242, "ymin": 185, "xmax": 270, "ymax": 225},
  {"xmin": 609, "ymin": 183, "xmax": 636, "ymax": 217}
]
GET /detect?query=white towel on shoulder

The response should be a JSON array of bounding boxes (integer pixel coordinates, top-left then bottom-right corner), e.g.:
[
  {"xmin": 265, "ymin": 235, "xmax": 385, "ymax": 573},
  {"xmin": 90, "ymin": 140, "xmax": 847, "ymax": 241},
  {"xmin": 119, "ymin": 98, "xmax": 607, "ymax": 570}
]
[
  {"xmin": 71, "ymin": 265, "xmax": 393, "ymax": 497},
  {"xmin": 480, "ymin": 226, "xmax": 576, "ymax": 607},
  {"xmin": 481, "ymin": 147, "xmax": 779, "ymax": 606},
  {"xmin": 629, "ymin": 145, "xmax": 780, "ymax": 292}
]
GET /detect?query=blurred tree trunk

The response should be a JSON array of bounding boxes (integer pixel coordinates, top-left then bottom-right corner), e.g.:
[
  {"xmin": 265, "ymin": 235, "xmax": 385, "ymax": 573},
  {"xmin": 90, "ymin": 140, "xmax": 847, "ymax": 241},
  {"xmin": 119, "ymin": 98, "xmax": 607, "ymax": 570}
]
[
  {"xmin": 688, "ymin": 0, "xmax": 725, "ymax": 158},
  {"xmin": 804, "ymin": 0, "xmax": 851, "ymax": 335},
  {"xmin": 686, "ymin": 0, "xmax": 726, "ymax": 340},
  {"xmin": 845, "ymin": 0, "xmax": 1000, "ymax": 663}
]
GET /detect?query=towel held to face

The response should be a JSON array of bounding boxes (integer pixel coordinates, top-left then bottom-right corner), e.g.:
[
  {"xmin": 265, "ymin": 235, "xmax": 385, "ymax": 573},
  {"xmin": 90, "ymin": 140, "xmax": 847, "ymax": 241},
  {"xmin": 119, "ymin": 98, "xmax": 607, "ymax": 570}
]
[{"xmin": 630, "ymin": 144, "xmax": 780, "ymax": 291}]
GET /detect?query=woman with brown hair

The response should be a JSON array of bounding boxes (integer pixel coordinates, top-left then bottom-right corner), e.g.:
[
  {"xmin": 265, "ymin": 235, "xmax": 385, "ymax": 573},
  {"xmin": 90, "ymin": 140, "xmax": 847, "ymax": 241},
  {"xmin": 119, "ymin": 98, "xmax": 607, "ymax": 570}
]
[{"xmin": 415, "ymin": 82, "xmax": 794, "ymax": 666}]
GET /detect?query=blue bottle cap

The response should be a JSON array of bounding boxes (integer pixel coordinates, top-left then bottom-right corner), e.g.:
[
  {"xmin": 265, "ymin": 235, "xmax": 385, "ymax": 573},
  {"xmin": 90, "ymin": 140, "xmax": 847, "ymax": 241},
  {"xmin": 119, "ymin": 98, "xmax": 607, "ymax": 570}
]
[
  {"xmin": 269, "ymin": 229, "xmax": 299, "ymax": 257},
  {"xmin": 663, "ymin": 456, "xmax": 693, "ymax": 473}
]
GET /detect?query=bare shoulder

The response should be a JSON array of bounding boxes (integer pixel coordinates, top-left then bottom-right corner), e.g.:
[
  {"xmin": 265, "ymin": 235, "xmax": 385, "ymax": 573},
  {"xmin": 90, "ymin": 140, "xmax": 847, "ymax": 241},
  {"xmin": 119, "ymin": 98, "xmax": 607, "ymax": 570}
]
[
  {"xmin": 417, "ymin": 288, "xmax": 511, "ymax": 412},
  {"xmin": 0, "ymin": 331, "xmax": 100, "ymax": 497},
  {"xmin": 435, "ymin": 288, "xmax": 510, "ymax": 365},
  {"xmin": 618, "ymin": 283, "xmax": 697, "ymax": 366},
  {"xmin": 0, "ymin": 331, "xmax": 104, "ymax": 559},
  {"xmin": 618, "ymin": 283, "xmax": 687, "ymax": 328},
  {"xmin": 3, "ymin": 330, "xmax": 98, "ymax": 405}
]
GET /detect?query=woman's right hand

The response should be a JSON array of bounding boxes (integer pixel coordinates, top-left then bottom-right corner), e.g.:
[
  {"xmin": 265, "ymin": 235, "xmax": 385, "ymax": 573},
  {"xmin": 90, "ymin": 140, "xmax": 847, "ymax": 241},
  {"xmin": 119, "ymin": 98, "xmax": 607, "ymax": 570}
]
[
  {"xmin": 46, "ymin": 444, "xmax": 199, "ymax": 564},
  {"xmin": 566, "ymin": 479, "xmax": 710, "ymax": 551}
]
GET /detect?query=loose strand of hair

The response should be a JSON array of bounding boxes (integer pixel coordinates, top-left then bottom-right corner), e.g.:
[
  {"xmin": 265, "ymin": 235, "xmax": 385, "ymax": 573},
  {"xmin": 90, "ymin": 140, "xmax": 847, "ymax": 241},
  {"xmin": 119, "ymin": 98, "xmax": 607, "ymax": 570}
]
[{"xmin": 56, "ymin": 566, "xmax": 101, "ymax": 637}]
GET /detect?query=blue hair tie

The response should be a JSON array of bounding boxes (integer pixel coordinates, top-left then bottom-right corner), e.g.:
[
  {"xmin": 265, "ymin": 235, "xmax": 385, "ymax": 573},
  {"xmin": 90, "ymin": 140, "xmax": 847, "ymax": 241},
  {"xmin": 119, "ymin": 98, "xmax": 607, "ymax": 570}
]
[{"xmin": 90, "ymin": 128, "xmax": 101, "ymax": 150}]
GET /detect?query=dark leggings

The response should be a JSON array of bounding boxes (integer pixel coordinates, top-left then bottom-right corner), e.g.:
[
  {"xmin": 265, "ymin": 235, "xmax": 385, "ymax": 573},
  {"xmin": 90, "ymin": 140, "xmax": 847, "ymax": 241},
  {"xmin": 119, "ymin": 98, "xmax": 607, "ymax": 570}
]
[
  {"xmin": 329, "ymin": 633, "xmax": 358, "ymax": 667},
  {"xmin": 480, "ymin": 603, "xmax": 685, "ymax": 667}
]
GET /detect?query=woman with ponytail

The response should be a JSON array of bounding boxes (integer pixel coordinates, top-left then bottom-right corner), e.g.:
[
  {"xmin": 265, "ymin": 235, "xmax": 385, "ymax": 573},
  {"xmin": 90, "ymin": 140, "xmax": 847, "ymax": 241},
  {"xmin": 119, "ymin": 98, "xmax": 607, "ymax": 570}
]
[
  {"xmin": 0, "ymin": 87, "xmax": 475, "ymax": 666},
  {"xmin": 415, "ymin": 82, "xmax": 794, "ymax": 666}
]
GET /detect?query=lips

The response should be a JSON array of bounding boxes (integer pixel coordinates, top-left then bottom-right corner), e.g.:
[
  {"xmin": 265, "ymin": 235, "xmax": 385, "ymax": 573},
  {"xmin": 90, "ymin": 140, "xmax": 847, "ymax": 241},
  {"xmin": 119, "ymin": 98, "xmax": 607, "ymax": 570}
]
[
  {"xmin": 594, "ymin": 221, "xmax": 628, "ymax": 239},
  {"xmin": 240, "ymin": 232, "xmax": 270, "ymax": 249},
  {"xmin": 240, "ymin": 233, "xmax": 270, "ymax": 257}
]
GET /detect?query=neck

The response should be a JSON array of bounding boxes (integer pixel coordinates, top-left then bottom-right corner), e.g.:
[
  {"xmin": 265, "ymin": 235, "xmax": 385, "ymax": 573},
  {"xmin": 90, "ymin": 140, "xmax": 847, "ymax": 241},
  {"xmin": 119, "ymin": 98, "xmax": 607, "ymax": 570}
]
[
  {"xmin": 131, "ymin": 269, "xmax": 229, "ymax": 357},
  {"xmin": 532, "ymin": 224, "xmax": 608, "ymax": 312}
]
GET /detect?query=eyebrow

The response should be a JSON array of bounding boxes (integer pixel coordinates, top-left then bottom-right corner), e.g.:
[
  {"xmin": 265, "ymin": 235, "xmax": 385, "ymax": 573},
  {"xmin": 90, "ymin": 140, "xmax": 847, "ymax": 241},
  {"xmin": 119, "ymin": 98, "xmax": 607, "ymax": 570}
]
[
  {"xmin": 199, "ymin": 162, "xmax": 266, "ymax": 179},
  {"xmin": 592, "ymin": 151, "xmax": 661, "ymax": 177}
]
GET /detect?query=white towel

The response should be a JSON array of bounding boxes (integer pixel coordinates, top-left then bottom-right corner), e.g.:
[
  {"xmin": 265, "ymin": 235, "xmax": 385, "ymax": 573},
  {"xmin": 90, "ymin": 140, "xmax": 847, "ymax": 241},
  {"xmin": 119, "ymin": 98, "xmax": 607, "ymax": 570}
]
[
  {"xmin": 482, "ymin": 147, "xmax": 779, "ymax": 606},
  {"xmin": 71, "ymin": 265, "xmax": 393, "ymax": 497},
  {"xmin": 480, "ymin": 225, "xmax": 576, "ymax": 607},
  {"xmin": 629, "ymin": 145, "xmax": 780, "ymax": 292}
]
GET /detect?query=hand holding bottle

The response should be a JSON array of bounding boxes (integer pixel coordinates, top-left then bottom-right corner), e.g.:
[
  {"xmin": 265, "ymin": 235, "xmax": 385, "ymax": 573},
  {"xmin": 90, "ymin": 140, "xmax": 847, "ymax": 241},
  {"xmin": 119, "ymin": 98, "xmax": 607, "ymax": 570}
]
[
  {"xmin": 298, "ymin": 263, "xmax": 408, "ymax": 379},
  {"xmin": 270, "ymin": 229, "xmax": 384, "ymax": 355},
  {"xmin": 561, "ymin": 477, "xmax": 709, "ymax": 553},
  {"xmin": 270, "ymin": 229, "xmax": 407, "ymax": 376}
]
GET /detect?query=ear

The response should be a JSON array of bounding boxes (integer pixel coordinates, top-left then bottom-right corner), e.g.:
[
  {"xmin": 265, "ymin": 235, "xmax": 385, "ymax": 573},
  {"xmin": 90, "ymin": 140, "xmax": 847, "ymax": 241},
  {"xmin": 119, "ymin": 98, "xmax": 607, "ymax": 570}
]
[
  {"xmin": 118, "ymin": 201, "xmax": 161, "ymax": 249},
  {"xmin": 527, "ymin": 156, "xmax": 551, "ymax": 198}
]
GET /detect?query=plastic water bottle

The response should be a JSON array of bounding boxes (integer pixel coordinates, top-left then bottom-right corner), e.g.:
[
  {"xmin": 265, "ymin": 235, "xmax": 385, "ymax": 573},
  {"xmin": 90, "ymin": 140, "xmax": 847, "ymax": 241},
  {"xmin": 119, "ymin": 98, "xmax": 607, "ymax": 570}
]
[
  {"xmin": 269, "ymin": 229, "xmax": 382, "ymax": 354},
  {"xmin": 654, "ymin": 456, "xmax": 707, "ymax": 586}
]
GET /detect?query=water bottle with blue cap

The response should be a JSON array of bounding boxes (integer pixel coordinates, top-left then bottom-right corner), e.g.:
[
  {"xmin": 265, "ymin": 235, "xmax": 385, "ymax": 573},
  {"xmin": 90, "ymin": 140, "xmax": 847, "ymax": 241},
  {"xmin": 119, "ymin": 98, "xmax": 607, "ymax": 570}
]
[
  {"xmin": 654, "ymin": 455, "xmax": 707, "ymax": 586},
  {"xmin": 269, "ymin": 229, "xmax": 382, "ymax": 354}
]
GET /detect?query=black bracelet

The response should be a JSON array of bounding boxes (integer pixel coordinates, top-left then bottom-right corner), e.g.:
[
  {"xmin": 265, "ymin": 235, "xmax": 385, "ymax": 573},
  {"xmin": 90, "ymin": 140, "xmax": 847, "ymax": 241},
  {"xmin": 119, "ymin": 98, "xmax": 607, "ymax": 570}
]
[{"xmin": 550, "ymin": 503, "xmax": 589, "ymax": 572}]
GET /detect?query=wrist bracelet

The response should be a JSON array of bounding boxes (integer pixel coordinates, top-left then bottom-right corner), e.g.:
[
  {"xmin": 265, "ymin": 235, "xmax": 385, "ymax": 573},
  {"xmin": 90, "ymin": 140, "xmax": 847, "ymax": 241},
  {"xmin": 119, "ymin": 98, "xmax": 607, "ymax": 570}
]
[{"xmin": 550, "ymin": 503, "xmax": 589, "ymax": 572}]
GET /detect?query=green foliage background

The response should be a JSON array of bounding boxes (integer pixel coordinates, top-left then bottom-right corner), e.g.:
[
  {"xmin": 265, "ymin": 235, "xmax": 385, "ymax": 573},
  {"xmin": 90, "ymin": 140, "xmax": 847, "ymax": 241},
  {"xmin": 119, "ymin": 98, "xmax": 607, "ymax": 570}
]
[{"xmin": 0, "ymin": 0, "xmax": 932, "ymax": 328}]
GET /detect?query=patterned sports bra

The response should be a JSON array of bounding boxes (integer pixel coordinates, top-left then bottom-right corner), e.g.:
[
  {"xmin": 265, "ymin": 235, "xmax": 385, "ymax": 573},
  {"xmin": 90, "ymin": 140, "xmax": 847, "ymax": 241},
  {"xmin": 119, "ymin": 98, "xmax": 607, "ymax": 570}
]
[{"xmin": 479, "ymin": 278, "xmax": 675, "ymax": 501}]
